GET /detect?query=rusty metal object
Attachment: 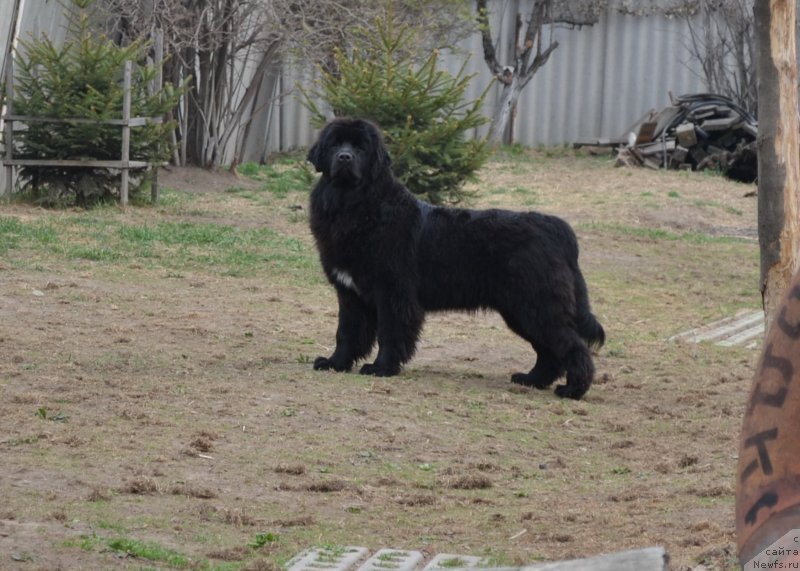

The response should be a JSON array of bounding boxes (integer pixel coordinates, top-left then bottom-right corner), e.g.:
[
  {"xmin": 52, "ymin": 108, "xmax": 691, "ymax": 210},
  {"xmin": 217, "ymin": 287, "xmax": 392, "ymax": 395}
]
[{"xmin": 737, "ymin": 270, "xmax": 800, "ymax": 563}]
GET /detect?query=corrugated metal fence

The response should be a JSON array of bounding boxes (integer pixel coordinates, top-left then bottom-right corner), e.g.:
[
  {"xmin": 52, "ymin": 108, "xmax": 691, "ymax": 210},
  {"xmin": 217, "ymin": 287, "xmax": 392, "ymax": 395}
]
[
  {"xmin": 1, "ymin": 0, "xmax": 707, "ymax": 192},
  {"xmin": 247, "ymin": 5, "xmax": 705, "ymax": 161}
]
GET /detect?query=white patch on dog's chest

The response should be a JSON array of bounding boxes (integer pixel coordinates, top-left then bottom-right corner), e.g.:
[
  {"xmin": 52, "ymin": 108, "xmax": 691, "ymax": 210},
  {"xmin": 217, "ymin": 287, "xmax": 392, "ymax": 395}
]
[{"xmin": 332, "ymin": 268, "xmax": 360, "ymax": 294}]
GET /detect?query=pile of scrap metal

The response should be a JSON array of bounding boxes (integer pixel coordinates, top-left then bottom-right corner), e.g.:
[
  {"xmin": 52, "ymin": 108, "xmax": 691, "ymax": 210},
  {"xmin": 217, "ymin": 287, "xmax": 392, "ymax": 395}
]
[{"xmin": 575, "ymin": 93, "xmax": 758, "ymax": 183}]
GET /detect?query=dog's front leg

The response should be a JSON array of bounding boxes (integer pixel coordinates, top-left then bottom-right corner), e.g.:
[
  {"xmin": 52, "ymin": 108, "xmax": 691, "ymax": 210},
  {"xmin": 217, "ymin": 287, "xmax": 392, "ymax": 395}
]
[
  {"xmin": 314, "ymin": 289, "xmax": 376, "ymax": 372},
  {"xmin": 359, "ymin": 287, "xmax": 422, "ymax": 377}
]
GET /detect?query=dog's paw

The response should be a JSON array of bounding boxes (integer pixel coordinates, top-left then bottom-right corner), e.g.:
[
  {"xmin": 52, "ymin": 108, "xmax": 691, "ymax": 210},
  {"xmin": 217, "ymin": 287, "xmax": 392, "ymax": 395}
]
[
  {"xmin": 554, "ymin": 384, "xmax": 586, "ymax": 400},
  {"xmin": 359, "ymin": 362, "xmax": 400, "ymax": 377},
  {"xmin": 512, "ymin": 372, "xmax": 552, "ymax": 390},
  {"xmin": 511, "ymin": 373, "xmax": 534, "ymax": 387},
  {"xmin": 313, "ymin": 356, "xmax": 350, "ymax": 372}
]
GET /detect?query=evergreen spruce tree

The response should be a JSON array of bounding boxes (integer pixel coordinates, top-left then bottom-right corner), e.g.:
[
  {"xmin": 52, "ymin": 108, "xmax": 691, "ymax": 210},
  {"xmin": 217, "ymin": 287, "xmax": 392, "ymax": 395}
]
[
  {"xmin": 11, "ymin": 0, "xmax": 181, "ymax": 206},
  {"xmin": 305, "ymin": 20, "xmax": 489, "ymax": 204}
]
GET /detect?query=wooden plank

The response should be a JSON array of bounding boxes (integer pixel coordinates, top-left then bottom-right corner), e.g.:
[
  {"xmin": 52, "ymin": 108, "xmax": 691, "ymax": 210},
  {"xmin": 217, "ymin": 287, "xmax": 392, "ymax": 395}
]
[
  {"xmin": 701, "ymin": 115, "xmax": 741, "ymax": 131},
  {"xmin": 522, "ymin": 547, "xmax": 667, "ymax": 571},
  {"xmin": 689, "ymin": 104, "xmax": 718, "ymax": 120},
  {"xmin": 3, "ymin": 114, "xmax": 159, "ymax": 126},
  {"xmin": 638, "ymin": 139, "xmax": 676, "ymax": 156},
  {"xmin": 573, "ymin": 137, "xmax": 612, "ymax": 148},
  {"xmin": 652, "ymin": 105, "xmax": 683, "ymax": 138},
  {"xmin": 634, "ymin": 121, "xmax": 658, "ymax": 144},
  {"xmin": 3, "ymin": 159, "xmax": 148, "ymax": 168},
  {"xmin": 617, "ymin": 108, "xmax": 656, "ymax": 144}
]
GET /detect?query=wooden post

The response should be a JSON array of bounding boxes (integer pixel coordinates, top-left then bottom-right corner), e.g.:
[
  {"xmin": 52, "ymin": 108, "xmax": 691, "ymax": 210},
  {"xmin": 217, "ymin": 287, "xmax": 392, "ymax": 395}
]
[
  {"xmin": 151, "ymin": 30, "xmax": 163, "ymax": 203},
  {"xmin": 120, "ymin": 61, "xmax": 132, "ymax": 206},
  {"xmin": 181, "ymin": 89, "xmax": 189, "ymax": 167},
  {"xmin": 4, "ymin": 53, "xmax": 14, "ymax": 197}
]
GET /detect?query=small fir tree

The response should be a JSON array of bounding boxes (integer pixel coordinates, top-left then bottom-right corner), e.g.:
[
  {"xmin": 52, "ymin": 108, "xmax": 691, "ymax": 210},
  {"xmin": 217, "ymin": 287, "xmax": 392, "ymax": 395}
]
[
  {"xmin": 10, "ymin": 0, "xmax": 181, "ymax": 206},
  {"xmin": 304, "ymin": 19, "xmax": 489, "ymax": 204}
]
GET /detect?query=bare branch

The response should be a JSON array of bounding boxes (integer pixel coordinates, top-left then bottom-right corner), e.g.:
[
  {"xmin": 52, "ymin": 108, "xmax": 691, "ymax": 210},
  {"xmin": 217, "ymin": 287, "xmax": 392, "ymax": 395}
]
[
  {"xmin": 684, "ymin": 0, "xmax": 756, "ymax": 114},
  {"xmin": 476, "ymin": 0, "xmax": 503, "ymax": 78}
]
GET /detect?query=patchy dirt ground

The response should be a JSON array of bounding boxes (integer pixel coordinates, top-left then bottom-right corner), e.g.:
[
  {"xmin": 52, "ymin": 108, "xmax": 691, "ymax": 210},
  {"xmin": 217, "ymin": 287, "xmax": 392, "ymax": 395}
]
[{"xmin": 0, "ymin": 150, "xmax": 760, "ymax": 570}]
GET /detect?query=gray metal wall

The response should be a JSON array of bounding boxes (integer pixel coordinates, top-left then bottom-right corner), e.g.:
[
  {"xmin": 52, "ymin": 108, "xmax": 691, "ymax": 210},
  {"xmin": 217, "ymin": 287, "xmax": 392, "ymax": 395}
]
[
  {"xmin": 265, "ymin": 5, "xmax": 706, "ymax": 157},
  {"xmin": 1, "ymin": 0, "xmax": 69, "ymax": 194},
  {"xmin": 1, "ymin": 0, "xmax": 71, "ymax": 111},
  {"xmin": 509, "ymin": 9, "xmax": 706, "ymax": 146}
]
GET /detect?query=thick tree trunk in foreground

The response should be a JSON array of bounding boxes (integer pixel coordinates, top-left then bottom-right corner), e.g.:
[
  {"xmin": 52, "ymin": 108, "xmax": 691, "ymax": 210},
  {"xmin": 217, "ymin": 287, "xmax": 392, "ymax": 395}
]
[{"xmin": 754, "ymin": 0, "xmax": 800, "ymax": 330}]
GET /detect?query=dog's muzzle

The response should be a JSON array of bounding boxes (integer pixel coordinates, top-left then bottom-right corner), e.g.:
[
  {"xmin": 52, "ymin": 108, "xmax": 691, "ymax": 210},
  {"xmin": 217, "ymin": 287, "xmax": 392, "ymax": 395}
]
[{"xmin": 330, "ymin": 144, "xmax": 359, "ymax": 180}]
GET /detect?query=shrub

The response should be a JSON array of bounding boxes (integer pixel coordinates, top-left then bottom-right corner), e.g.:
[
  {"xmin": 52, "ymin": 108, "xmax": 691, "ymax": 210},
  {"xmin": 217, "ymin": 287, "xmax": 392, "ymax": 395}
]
[
  {"xmin": 10, "ymin": 0, "xmax": 182, "ymax": 207},
  {"xmin": 304, "ymin": 20, "xmax": 488, "ymax": 204}
]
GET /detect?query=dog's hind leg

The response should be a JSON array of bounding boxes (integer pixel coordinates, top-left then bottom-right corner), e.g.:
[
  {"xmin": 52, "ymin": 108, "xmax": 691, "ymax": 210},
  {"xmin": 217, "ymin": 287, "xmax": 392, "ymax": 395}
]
[
  {"xmin": 530, "ymin": 325, "xmax": 594, "ymax": 400},
  {"xmin": 500, "ymin": 311, "xmax": 563, "ymax": 389},
  {"xmin": 553, "ymin": 341, "xmax": 595, "ymax": 400},
  {"xmin": 502, "ymin": 308, "xmax": 594, "ymax": 399},
  {"xmin": 314, "ymin": 289, "xmax": 376, "ymax": 372},
  {"xmin": 511, "ymin": 346, "xmax": 565, "ymax": 389}
]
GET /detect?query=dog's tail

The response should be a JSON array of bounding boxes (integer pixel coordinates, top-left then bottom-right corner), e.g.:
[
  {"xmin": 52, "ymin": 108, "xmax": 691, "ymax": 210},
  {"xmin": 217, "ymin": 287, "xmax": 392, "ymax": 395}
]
[{"xmin": 574, "ymin": 270, "xmax": 605, "ymax": 349}]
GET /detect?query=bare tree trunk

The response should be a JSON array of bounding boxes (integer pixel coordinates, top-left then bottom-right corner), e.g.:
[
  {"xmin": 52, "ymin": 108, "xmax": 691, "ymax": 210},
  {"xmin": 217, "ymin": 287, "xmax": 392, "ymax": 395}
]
[
  {"xmin": 754, "ymin": 0, "xmax": 800, "ymax": 330},
  {"xmin": 488, "ymin": 75, "xmax": 522, "ymax": 144},
  {"xmin": 478, "ymin": 0, "xmax": 558, "ymax": 146}
]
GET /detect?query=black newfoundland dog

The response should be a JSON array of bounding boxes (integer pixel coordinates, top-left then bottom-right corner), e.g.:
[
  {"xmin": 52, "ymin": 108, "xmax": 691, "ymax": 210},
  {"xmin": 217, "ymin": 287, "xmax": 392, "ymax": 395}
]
[{"xmin": 307, "ymin": 118, "xmax": 604, "ymax": 399}]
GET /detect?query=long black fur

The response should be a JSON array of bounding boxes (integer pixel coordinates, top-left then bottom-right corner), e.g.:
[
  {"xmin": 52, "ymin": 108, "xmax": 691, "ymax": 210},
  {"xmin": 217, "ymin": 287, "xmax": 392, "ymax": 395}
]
[{"xmin": 307, "ymin": 118, "xmax": 605, "ymax": 399}]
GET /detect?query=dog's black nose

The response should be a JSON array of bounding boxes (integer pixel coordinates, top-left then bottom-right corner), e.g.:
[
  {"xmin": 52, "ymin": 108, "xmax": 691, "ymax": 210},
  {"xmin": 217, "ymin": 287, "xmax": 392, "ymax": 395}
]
[{"xmin": 336, "ymin": 151, "xmax": 353, "ymax": 163}]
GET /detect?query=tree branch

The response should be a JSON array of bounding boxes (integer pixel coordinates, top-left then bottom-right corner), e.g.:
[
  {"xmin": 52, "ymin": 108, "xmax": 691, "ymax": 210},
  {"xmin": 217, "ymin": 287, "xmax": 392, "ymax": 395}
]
[
  {"xmin": 476, "ymin": 0, "xmax": 503, "ymax": 79},
  {"xmin": 519, "ymin": 0, "xmax": 558, "ymax": 85}
]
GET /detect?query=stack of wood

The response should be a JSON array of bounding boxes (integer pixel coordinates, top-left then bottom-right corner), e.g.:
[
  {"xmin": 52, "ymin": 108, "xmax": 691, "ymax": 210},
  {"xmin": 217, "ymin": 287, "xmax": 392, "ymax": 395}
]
[{"xmin": 576, "ymin": 93, "xmax": 758, "ymax": 183}]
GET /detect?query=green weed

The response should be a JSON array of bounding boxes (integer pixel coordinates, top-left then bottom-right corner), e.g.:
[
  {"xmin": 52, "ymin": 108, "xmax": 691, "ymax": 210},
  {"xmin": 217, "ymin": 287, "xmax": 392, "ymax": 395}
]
[
  {"xmin": 438, "ymin": 557, "xmax": 468, "ymax": 568},
  {"xmin": 107, "ymin": 537, "xmax": 190, "ymax": 568},
  {"xmin": 317, "ymin": 544, "xmax": 349, "ymax": 563},
  {"xmin": 248, "ymin": 532, "xmax": 279, "ymax": 549},
  {"xmin": 47, "ymin": 410, "xmax": 68, "ymax": 422},
  {"xmin": 238, "ymin": 162, "xmax": 261, "ymax": 177},
  {"xmin": 238, "ymin": 161, "xmax": 313, "ymax": 198},
  {"xmin": 63, "ymin": 533, "xmax": 104, "ymax": 551}
]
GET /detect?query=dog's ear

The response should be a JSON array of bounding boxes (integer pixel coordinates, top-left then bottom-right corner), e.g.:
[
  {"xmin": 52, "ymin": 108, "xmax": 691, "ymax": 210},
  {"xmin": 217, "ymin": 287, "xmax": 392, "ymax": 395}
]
[
  {"xmin": 307, "ymin": 140, "xmax": 324, "ymax": 173},
  {"xmin": 367, "ymin": 123, "xmax": 392, "ymax": 179},
  {"xmin": 308, "ymin": 122, "xmax": 334, "ymax": 173},
  {"xmin": 378, "ymin": 141, "xmax": 392, "ymax": 168}
]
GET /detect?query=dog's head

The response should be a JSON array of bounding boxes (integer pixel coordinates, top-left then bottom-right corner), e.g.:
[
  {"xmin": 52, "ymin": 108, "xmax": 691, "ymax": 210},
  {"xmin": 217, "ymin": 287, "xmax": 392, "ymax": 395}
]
[{"xmin": 307, "ymin": 118, "xmax": 392, "ymax": 183}]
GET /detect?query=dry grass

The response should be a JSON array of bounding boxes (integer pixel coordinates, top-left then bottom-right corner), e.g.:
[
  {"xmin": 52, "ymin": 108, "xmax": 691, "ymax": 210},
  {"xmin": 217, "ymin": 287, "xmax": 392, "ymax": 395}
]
[{"xmin": 0, "ymin": 150, "xmax": 757, "ymax": 570}]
